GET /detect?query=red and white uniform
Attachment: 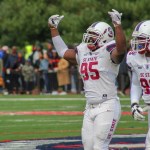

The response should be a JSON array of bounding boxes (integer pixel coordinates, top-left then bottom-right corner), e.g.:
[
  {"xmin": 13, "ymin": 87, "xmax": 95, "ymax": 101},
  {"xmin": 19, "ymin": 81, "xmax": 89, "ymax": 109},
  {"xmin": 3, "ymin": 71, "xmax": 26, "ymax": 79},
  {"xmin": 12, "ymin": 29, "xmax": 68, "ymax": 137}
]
[
  {"xmin": 76, "ymin": 41, "xmax": 121, "ymax": 150},
  {"xmin": 127, "ymin": 51, "xmax": 150, "ymax": 103},
  {"xmin": 76, "ymin": 40, "xmax": 119, "ymax": 104},
  {"xmin": 127, "ymin": 50, "xmax": 150, "ymax": 150}
]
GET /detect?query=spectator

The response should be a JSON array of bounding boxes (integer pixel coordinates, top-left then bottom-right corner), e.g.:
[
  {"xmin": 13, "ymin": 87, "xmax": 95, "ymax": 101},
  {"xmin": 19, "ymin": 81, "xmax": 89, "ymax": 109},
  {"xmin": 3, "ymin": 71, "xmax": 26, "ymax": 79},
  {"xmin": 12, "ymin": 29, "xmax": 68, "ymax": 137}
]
[
  {"xmin": 5, "ymin": 46, "xmax": 19, "ymax": 94},
  {"xmin": 2, "ymin": 46, "xmax": 10, "ymax": 94},
  {"xmin": 48, "ymin": 50, "xmax": 59, "ymax": 95},
  {"xmin": 57, "ymin": 58, "xmax": 70, "ymax": 95},
  {"xmin": 22, "ymin": 59, "xmax": 34, "ymax": 94},
  {"xmin": 34, "ymin": 52, "xmax": 43, "ymax": 93},
  {"xmin": 39, "ymin": 52, "xmax": 50, "ymax": 94},
  {"xmin": 46, "ymin": 40, "xmax": 54, "ymax": 59},
  {"xmin": 17, "ymin": 52, "xmax": 25, "ymax": 93}
]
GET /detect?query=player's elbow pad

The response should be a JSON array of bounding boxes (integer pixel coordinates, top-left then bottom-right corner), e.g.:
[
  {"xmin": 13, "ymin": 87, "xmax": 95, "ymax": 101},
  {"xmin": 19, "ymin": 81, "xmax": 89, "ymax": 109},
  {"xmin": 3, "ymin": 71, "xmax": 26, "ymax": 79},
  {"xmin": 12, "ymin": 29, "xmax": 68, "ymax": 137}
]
[{"xmin": 52, "ymin": 36, "xmax": 68, "ymax": 57}]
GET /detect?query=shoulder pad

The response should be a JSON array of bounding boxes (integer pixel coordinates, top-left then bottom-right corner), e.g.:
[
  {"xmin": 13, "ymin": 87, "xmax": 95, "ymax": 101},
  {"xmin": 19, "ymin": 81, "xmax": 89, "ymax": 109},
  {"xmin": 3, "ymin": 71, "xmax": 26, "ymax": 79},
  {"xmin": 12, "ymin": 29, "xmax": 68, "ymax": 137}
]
[
  {"xmin": 126, "ymin": 51, "xmax": 137, "ymax": 68},
  {"xmin": 106, "ymin": 42, "xmax": 116, "ymax": 53}
]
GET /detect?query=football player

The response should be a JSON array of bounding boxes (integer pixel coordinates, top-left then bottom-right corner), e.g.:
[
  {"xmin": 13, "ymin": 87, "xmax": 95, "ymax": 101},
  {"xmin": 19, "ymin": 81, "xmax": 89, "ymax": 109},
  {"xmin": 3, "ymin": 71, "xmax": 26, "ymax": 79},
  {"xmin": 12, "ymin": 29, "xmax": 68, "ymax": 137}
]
[
  {"xmin": 127, "ymin": 20, "xmax": 150, "ymax": 150},
  {"xmin": 48, "ymin": 9, "xmax": 126, "ymax": 150}
]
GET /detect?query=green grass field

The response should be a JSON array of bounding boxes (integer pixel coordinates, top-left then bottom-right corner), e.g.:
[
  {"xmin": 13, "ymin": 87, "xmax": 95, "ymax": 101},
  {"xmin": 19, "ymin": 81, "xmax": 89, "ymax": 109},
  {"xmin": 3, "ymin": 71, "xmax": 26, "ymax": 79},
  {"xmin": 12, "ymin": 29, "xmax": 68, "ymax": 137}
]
[{"xmin": 0, "ymin": 94, "xmax": 147, "ymax": 141}]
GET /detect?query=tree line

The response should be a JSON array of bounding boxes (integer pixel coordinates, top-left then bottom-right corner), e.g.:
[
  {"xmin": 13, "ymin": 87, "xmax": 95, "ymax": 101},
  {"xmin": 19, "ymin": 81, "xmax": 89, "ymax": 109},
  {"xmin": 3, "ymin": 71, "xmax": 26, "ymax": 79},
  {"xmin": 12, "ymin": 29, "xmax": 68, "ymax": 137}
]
[{"xmin": 0, "ymin": 0, "xmax": 149, "ymax": 47}]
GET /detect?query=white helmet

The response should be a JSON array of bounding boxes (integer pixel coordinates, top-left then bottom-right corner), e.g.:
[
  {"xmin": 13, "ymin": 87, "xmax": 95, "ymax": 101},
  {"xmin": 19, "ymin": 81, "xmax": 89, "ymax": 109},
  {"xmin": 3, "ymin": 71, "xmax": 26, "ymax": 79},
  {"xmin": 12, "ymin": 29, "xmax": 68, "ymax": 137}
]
[
  {"xmin": 82, "ymin": 22, "xmax": 114, "ymax": 51},
  {"xmin": 131, "ymin": 20, "xmax": 150, "ymax": 54}
]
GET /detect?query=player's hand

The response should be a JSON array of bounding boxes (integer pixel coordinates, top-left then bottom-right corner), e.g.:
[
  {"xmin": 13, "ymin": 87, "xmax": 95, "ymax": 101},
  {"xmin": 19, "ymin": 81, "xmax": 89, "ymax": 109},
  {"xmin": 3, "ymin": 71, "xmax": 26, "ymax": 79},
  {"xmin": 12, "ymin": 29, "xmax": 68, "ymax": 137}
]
[
  {"xmin": 108, "ymin": 9, "xmax": 122, "ymax": 26},
  {"xmin": 48, "ymin": 14, "xmax": 64, "ymax": 29},
  {"xmin": 131, "ymin": 103, "xmax": 145, "ymax": 121}
]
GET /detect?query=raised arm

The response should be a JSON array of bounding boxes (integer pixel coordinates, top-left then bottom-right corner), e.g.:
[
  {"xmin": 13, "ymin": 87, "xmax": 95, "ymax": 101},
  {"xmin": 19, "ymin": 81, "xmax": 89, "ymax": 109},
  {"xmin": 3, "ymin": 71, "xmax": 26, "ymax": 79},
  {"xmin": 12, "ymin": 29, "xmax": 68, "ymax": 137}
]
[
  {"xmin": 48, "ymin": 15, "xmax": 77, "ymax": 65},
  {"xmin": 108, "ymin": 9, "xmax": 127, "ymax": 64}
]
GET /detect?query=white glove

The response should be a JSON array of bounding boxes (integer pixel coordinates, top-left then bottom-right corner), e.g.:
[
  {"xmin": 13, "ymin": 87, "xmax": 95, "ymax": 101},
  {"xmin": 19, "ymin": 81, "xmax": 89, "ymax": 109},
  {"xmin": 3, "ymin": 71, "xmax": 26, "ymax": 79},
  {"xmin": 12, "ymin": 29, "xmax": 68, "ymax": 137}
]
[
  {"xmin": 48, "ymin": 14, "xmax": 64, "ymax": 28},
  {"xmin": 108, "ymin": 9, "xmax": 122, "ymax": 26},
  {"xmin": 131, "ymin": 103, "xmax": 145, "ymax": 121}
]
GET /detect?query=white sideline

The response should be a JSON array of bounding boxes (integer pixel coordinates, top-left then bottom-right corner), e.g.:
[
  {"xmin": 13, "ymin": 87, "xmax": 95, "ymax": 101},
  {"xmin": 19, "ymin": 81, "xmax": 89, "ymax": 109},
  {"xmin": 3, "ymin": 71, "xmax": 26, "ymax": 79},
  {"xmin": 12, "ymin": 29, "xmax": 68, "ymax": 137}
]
[{"xmin": 0, "ymin": 97, "xmax": 130, "ymax": 101}]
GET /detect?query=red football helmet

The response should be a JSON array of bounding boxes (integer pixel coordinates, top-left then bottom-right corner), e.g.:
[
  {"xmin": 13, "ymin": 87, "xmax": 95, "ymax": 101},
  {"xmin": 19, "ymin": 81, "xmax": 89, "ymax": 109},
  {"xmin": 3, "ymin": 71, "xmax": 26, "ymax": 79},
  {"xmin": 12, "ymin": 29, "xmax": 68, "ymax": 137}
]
[
  {"xmin": 131, "ymin": 20, "xmax": 150, "ymax": 54},
  {"xmin": 82, "ymin": 22, "xmax": 114, "ymax": 51}
]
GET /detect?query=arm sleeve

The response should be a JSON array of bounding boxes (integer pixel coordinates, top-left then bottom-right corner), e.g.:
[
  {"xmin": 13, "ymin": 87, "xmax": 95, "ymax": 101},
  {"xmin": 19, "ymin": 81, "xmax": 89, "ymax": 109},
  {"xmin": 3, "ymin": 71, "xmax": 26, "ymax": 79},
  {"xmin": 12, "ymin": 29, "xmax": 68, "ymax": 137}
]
[
  {"xmin": 130, "ymin": 71, "xmax": 142, "ymax": 104},
  {"xmin": 52, "ymin": 36, "xmax": 68, "ymax": 57}
]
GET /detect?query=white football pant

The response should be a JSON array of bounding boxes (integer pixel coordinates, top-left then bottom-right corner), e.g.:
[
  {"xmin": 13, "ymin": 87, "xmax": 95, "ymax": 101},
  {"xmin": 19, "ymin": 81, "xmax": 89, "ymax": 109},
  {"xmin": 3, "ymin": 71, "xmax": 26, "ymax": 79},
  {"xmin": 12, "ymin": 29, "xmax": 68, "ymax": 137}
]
[{"xmin": 81, "ymin": 98, "xmax": 121, "ymax": 150}]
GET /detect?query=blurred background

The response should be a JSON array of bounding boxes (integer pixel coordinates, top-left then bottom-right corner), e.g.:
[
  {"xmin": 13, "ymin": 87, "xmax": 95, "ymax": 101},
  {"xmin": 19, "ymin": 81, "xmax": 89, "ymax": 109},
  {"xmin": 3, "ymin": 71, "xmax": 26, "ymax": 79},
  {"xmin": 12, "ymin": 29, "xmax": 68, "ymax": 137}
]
[
  {"xmin": 0, "ymin": 0, "xmax": 149, "ymax": 95},
  {"xmin": 0, "ymin": 0, "xmax": 149, "ymax": 46}
]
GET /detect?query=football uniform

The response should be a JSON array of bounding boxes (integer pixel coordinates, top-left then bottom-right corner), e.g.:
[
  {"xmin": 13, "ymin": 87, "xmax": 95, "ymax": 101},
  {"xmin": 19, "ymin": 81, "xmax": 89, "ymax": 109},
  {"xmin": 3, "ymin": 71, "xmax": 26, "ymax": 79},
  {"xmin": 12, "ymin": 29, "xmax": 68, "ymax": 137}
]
[
  {"xmin": 76, "ymin": 40, "xmax": 121, "ymax": 150},
  {"xmin": 127, "ymin": 51, "xmax": 150, "ymax": 150},
  {"xmin": 127, "ymin": 51, "xmax": 150, "ymax": 104},
  {"xmin": 49, "ymin": 10, "xmax": 126, "ymax": 150},
  {"xmin": 76, "ymin": 40, "xmax": 119, "ymax": 104}
]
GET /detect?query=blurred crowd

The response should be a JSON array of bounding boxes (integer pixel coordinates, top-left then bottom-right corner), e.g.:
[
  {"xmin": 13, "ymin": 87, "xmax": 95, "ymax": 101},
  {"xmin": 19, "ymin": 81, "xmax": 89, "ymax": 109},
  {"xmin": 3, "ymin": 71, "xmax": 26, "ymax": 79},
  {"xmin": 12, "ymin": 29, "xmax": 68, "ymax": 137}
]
[
  {"xmin": 0, "ymin": 41, "xmax": 131, "ymax": 96},
  {"xmin": 0, "ymin": 41, "xmax": 83, "ymax": 95}
]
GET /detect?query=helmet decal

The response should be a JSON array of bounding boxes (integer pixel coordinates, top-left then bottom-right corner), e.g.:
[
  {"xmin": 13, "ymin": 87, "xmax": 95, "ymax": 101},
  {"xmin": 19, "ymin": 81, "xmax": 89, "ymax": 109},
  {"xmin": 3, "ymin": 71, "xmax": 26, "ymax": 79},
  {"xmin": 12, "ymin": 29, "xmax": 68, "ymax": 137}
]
[
  {"xmin": 108, "ymin": 27, "xmax": 113, "ymax": 38},
  {"xmin": 103, "ymin": 29, "xmax": 107, "ymax": 34},
  {"xmin": 90, "ymin": 22, "xmax": 99, "ymax": 27},
  {"xmin": 135, "ymin": 21, "xmax": 145, "ymax": 31}
]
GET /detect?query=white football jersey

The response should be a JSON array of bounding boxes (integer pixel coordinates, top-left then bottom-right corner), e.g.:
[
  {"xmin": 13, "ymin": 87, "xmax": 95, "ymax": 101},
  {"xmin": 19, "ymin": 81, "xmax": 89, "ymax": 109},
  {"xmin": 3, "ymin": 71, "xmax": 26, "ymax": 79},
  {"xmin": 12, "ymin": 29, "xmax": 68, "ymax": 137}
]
[
  {"xmin": 127, "ymin": 51, "xmax": 150, "ymax": 103},
  {"xmin": 76, "ymin": 40, "xmax": 119, "ymax": 104}
]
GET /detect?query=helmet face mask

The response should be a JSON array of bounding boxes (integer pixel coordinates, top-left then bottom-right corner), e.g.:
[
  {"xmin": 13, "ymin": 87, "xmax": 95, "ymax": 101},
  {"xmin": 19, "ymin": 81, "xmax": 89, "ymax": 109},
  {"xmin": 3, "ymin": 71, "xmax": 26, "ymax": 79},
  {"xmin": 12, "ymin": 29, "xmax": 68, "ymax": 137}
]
[
  {"xmin": 82, "ymin": 22, "xmax": 114, "ymax": 51},
  {"xmin": 83, "ymin": 31, "xmax": 101, "ymax": 45},
  {"xmin": 131, "ymin": 37, "xmax": 149, "ymax": 52},
  {"xmin": 131, "ymin": 20, "xmax": 150, "ymax": 54}
]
